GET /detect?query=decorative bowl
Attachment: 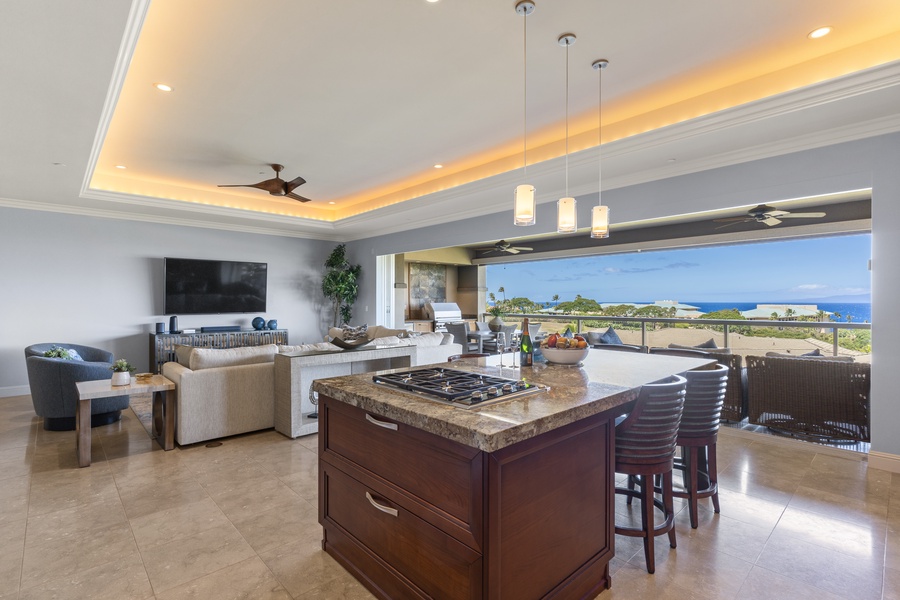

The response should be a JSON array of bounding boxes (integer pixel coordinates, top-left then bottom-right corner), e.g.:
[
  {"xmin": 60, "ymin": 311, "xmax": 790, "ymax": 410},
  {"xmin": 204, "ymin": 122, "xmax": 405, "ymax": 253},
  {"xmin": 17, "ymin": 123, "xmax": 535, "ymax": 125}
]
[
  {"xmin": 541, "ymin": 346, "xmax": 590, "ymax": 365},
  {"xmin": 329, "ymin": 336, "xmax": 373, "ymax": 351}
]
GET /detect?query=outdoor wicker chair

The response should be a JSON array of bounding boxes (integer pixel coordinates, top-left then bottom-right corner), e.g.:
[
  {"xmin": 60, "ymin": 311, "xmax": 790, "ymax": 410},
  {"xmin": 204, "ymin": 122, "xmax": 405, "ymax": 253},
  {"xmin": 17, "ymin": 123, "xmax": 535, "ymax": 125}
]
[{"xmin": 745, "ymin": 354, "xmax": 870, "ymax": 442}]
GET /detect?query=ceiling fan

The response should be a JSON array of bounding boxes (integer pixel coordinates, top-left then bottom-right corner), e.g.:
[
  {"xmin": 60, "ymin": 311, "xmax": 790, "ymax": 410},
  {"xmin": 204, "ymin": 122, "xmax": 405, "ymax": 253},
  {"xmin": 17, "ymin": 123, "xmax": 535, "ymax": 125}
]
[
  {"xmin": 713, "ymin": 204, "xmax": 826, "ymax": 228},
  {"xmin": 218, "ymin": 164, "xmax": 311, "ymax": 202},
  {"xmin": 476, "ymin": 240, "xmax": 534, "ymax": 255}
]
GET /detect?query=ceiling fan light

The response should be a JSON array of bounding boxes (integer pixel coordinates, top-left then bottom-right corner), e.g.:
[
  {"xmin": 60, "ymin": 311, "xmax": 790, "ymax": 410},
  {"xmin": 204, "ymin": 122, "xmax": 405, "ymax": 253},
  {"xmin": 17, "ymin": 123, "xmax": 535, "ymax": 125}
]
[
  {"xmin": 514, "ymin": 184, "xmax": 536, "ymax": 226},
  {"xmin": 591, "ymin": 205, "xmax": 609, "ymax": 238},
  {"xmin": 557, "ymin": 197, "xmax": 577, "ymax": 233}
]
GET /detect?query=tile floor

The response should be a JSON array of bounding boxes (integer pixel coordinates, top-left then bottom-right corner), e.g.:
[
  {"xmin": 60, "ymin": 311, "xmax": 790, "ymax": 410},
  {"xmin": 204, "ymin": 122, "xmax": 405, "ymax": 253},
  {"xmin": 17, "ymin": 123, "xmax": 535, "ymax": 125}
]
[{"xmin": 0, "ymin": 394, "xmax": 897, "ymax": 599}]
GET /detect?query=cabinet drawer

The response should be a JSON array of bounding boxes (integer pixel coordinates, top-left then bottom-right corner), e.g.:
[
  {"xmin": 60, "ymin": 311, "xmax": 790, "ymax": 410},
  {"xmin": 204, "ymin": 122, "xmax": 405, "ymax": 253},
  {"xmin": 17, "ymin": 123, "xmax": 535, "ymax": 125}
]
[
  {"xmin": 321, "ymin": 398, "xmax": 482, "ymax": 538},
  {"xmin": 322, "ymin": 464, "xmax": 482, "ymax": 600}
]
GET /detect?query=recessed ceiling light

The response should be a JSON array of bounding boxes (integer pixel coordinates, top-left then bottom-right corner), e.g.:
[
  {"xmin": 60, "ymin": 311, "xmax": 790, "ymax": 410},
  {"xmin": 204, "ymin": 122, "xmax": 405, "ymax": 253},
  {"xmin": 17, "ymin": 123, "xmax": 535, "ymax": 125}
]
[
  {"xmin": 329, "ymin": 201, "xmax": 336, "ymax": 205},
  {"xmin": 808, "ymin": 26, "xmax": 832, "ymax": 39},
  {"xmin": 115, "ymin": 165, "xmax": 127, "ymax": 169},
  {"xmin": 154, "ymin": 82, "xmax": 174, "ymax": 92},
  {"xmin": 52, "ymin": 162, "xmax": 66, "ymax": 167},
  {"xmin": 434, "ymin": 164, "xmax": 443, "ymax": 169},
  {"xmin": 426, "ymin": 0, "xmax": 440, "ymax": 3}
]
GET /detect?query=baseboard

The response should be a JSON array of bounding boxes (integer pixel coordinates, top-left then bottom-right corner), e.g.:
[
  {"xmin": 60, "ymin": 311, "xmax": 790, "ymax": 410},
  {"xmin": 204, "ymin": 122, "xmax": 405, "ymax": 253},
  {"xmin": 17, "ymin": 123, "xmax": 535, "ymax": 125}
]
[
  {"xmin": 0, "ymin": 385, "xmax": 30, "ymax": 398},
  {"xmin": 867, "ymin": 451, "xmax": 900, "ymax": 474}
]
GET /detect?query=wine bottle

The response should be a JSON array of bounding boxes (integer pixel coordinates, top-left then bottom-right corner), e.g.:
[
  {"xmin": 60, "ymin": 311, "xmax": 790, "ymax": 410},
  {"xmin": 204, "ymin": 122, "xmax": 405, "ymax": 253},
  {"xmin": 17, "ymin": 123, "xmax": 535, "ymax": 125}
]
[{"xmin": 520, "ymin": 317, "xmax": 533, "ymax": 366}]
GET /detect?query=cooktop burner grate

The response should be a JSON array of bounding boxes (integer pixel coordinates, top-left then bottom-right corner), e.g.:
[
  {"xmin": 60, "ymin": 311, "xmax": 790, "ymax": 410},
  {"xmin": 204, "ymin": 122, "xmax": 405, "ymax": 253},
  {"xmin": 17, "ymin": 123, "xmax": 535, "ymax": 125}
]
[{"xmin": 373, "ymin": 367, "xmax": 546, "ymax": 407}]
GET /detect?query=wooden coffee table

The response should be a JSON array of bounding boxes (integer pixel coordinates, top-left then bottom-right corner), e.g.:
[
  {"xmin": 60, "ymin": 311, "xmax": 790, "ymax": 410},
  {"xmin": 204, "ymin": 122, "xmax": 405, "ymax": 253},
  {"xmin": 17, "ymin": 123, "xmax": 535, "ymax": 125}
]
[{"xmin": 74, "ymin": 374, "xmax": 175, "ymax": 467}]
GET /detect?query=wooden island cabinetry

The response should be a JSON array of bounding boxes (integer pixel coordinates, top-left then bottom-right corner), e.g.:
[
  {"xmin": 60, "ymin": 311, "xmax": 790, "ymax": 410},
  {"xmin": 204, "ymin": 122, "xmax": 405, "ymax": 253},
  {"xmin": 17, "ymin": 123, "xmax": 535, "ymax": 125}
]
[{"xmin": 315, "ymin": 352, "xmax": 712, "ymax": 599}]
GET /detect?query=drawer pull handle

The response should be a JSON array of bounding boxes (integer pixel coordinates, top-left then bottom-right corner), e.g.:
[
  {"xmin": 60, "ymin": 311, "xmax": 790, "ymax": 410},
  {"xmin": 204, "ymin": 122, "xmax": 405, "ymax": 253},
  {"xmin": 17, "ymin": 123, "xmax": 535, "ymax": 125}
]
[
  {"xmin": 366, "ymin": 492, "xmax": 398, "ymax": 517},
  {"xmin": 365, "ymin": 414, "xmax": 398, "ymax": 431}
]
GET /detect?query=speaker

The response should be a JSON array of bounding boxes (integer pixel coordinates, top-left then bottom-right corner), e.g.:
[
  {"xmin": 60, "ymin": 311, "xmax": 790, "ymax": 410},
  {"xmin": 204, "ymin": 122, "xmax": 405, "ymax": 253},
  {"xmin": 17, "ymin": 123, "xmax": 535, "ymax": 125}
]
[
  {"xmin": 168, "ymin": 315, "xmax": 179, "ymax": 333},
  {"xmin": 201, "ymin": 325, "xmax": 241, "ymax": 333},
  {"xmin": 155, "ymin": 322, "xmax": 165, "ymax": 334}
]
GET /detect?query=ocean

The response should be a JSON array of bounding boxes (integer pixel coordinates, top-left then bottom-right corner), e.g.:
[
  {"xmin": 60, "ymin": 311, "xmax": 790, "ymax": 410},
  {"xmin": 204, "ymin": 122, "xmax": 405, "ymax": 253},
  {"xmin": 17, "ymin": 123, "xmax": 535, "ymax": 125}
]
[{"xmin": 539, "ymin": 301, "xmax": 871, "ymax": 323}]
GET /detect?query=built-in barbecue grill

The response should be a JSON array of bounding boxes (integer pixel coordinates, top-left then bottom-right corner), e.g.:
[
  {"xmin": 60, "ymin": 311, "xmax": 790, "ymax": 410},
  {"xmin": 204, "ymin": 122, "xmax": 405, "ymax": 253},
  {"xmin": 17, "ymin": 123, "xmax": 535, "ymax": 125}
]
[
  {"xmin": 373, "ymin": 367, "xmax": 548, "ymax": 409},
  {"xmin": 423, "ymin": 301, "xmax": 463, "ymax": 332}
]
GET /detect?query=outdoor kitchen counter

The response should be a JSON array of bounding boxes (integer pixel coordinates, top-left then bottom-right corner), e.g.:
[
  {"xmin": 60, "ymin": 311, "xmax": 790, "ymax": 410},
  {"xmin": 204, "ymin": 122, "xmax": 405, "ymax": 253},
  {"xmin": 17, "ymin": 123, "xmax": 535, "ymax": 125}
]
[{"xmin": 312, "ymin": 350, "xmax": 713, "ymax": 452}]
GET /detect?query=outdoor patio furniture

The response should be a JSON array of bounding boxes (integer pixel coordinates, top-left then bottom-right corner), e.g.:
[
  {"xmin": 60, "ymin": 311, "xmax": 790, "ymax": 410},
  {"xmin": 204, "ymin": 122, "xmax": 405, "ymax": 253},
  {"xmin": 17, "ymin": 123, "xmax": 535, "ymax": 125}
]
[
  {"xmin": 745, "ymin": 354, "xmax": 870, "ymax": 442},
  {"xmin": 593, "ymin": 343, "xmax": 646, "ymax": 353},
  {"xmin": 483, "ymin": 324, "xmax": 516, "ymax": 354},
  {"xmin": 615, "ymin": 375, "xmax": 686, "ymax": 574},
  {"xmin": 445, "ymin": 322, "xmax": 480, "ymax": 353},
  {"xmin": 661, "ymin": 346, "xmax": 745, "ymax": 422}
]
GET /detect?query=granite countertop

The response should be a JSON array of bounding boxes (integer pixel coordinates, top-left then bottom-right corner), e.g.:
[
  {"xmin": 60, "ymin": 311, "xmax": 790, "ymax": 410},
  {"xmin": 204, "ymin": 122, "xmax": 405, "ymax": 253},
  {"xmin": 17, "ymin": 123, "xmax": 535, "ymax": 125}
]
[{"xmin": 313, "ymin": 351, "xmax": 712, "ymax": 452}]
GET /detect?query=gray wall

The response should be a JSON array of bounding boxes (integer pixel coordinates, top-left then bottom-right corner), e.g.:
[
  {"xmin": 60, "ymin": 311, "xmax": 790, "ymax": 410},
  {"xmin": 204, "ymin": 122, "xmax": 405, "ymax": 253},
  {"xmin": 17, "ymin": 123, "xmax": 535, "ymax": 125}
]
[
  {"xmin": 1, "ymin": 207, "xmax": 333, "ymax": 395},
  {"xmin": 348, "ymin": 132, "xmax": 899, "ymax": 457}
]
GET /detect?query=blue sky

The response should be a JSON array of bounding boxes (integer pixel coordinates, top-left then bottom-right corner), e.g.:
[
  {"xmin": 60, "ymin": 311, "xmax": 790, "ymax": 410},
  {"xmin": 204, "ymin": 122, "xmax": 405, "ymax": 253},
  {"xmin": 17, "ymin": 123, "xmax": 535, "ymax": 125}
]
[{"xmin": 486, "ymin": 234, "xmax": 871, "ymax": 303}]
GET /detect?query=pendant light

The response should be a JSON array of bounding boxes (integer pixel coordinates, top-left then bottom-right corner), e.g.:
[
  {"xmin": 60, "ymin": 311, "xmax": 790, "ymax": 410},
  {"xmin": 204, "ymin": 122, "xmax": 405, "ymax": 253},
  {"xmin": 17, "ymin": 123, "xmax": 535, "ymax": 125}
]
[
  {"xmin": 557, "ymin": 33, "xmax": 577, "ymax": 234},
  {"xmin": 591, "ymin": 58, "xmax": 610, "ymax": 239},
  {"xmin": 514, "ymin": 1, "xmax": 536, "ymax": 226}
]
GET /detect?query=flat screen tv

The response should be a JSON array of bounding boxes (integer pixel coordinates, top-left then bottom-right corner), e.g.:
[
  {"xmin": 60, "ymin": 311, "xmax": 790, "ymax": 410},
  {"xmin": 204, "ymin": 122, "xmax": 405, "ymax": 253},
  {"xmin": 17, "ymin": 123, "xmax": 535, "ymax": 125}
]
[{"xmin": 164, "ymin": 257, "xmax": 267, "ymax": 315}]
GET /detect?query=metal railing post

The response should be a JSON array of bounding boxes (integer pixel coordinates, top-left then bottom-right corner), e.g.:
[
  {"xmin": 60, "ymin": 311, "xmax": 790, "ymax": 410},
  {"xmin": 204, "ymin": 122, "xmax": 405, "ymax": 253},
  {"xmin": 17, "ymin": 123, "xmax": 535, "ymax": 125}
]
[
  {"xmin": 641, "ymin": 321, "xmax": 647, "ymax": 347},
  {"xmin": 833, "ymin": 327, "xmax": 839, "ymax": 356},
  {"xmin": 724, "ymin": 324, "xmax": 730, "ymax": 348}
]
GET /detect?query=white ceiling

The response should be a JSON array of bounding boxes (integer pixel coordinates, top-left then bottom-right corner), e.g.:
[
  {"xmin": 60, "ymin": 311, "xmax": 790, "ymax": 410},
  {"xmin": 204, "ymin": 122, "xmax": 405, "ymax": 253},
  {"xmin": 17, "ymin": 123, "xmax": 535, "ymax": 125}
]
[{"xmin": 2, "ymin": 0, "xmax": 900, "ymax": 241}]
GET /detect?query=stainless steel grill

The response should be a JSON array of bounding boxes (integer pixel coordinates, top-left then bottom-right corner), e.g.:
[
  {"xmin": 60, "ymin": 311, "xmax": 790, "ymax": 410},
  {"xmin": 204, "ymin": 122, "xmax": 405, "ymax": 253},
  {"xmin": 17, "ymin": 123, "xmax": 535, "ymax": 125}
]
[{"xmin": 423, "ymin": 302, "xmax": 463, "ymax": 332}]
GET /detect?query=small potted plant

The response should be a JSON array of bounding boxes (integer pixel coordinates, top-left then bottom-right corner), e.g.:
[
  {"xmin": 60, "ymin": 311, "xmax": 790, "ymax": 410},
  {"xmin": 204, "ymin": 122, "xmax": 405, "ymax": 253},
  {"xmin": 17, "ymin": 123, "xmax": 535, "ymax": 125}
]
[
  {"xmin": 487, "ymin": 304, "xmax": 506, "ymax": 332},
  {"xmin": 109, "ymin": 358, "xmax": 135, "ymax": 386}
]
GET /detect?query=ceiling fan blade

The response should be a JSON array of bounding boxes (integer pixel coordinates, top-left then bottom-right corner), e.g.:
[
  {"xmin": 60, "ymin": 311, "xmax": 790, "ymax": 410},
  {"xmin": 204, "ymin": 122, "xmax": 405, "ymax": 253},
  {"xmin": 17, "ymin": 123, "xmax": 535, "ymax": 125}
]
[
  {"xmin": 765, "ymin": 210, "xmax": 790, "ymax": 218},
  {"xmin": 778, "ymin": 212, "xmax": 826, "ymax": 219},
  {"xmin": 284, "ymin": 176, "xmax": 307, "ymax": 193},
  {"xmin": 762, "ymin": 217, "xmax": 782, "ymax": 226},
  {"xmin": 505, "ymin": 248, "xmax": 521, "ymax": 254},
  {"xmin": 712, "ymin": 216, "xmax": 751, "ymax": 223},
  {"xmin": 714, "ymin": 221, "xmax": 747, "ymax": 230},
  {"xmin": 285, "ymin": 191, "xmax": 312, "ymax": 203},
  {"xmin": 511, "ymin": 246, "xmax": 533, "ymax": 252}
]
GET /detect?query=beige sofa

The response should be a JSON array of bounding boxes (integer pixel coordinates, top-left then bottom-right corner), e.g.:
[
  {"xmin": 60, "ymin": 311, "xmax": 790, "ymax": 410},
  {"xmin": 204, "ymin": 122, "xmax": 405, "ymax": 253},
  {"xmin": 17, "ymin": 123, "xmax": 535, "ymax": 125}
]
[
  {"xmin": 162, "ymin": 344, "xmax": 278, "ymax": 445},
  {"xmin": 162, "ymin": 332, "xmax": 461, "ymax": 445}
]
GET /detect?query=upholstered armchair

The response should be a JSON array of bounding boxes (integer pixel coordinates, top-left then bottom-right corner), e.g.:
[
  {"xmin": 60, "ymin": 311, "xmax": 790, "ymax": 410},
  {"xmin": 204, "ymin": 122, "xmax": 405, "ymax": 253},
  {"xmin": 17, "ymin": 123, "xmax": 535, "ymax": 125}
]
[{"xmin": 24, "ymin": 343, "xmax": 131, "ymax": 431}]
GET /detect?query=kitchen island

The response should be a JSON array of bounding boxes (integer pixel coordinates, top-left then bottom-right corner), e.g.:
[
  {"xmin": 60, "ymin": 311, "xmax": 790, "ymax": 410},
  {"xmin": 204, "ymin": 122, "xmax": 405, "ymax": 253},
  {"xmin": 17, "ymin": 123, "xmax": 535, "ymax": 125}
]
[{"xmin": 314, "ymin": 351, "xmax": 713, "ymax": 600}]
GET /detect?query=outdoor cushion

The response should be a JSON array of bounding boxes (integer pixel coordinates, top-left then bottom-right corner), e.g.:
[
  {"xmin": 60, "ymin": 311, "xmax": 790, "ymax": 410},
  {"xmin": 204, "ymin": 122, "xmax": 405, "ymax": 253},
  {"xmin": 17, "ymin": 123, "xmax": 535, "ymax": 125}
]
[
  {"xmin": 802, "ymin": 348, "xmax": 822, "ymax": 356},
  {"xmin": 599, "ymin": 326, "xmax": 623, "ymax": 345},
  {"xmin": 187, "ymin": 344, "xmax": 278, "ymax": 370},
  {"xmin": 765, "ymin": 351, "xmax": 854, "ymax": 362},
  {"xmin": 668, "ymin": 342, "xmax": 731, "ymax": 354}
]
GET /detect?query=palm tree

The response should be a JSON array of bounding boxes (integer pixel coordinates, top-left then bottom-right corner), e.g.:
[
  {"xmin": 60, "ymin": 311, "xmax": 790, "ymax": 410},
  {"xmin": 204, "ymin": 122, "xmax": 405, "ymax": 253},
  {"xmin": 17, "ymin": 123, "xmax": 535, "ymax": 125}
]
[
  {"xmin": 771, "ymin": 311, "xmax": 780, "ymax": 320},
  {"xmin": 785, "ymin": 308, "xmax": 796, "ymax": 320},
  {"xmin": 816, "ymin": 309, "xmax": 828, "ymax": 322}
]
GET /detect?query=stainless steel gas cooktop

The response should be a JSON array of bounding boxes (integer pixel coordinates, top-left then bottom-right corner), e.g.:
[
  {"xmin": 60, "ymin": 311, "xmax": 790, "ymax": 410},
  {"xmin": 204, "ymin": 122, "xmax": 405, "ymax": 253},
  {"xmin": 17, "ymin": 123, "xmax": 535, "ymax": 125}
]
[{"xmin": 372, "ymin": 367, "xmax": 547, "ymax": 408}]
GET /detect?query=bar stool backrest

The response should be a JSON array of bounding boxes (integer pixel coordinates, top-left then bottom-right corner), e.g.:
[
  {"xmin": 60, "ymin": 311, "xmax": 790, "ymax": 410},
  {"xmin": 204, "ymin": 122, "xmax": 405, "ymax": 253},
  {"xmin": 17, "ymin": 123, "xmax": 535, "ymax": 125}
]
[
  {"xmin": 615, "ymin": 375, "xmax": 686, "ymax": 472},
  {"xmin": 679, "ymin": 364, "xmax": 728, "ymax": 440}
]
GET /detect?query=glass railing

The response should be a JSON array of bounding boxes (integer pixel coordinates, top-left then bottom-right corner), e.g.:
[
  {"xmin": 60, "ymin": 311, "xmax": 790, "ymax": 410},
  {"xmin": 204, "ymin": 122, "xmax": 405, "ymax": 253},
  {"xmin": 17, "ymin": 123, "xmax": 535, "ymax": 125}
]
[{"xmin": 484, "ymin": 313, "xmax": 871, "ymax": 361}]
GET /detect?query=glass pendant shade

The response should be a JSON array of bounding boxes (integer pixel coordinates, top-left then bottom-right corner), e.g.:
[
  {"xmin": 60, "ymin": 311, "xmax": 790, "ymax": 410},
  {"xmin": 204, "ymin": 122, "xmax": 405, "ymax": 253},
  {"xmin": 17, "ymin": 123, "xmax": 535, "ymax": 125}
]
[
  {"xmin": 514, "ymin": 184, "xmax": 536, "ymax": 226},
  {"xmin": 591, "ymin": 205, "xmax": 609, "ymax": 238},
  {"xmin": 557, "ymin": 197, "xmax": 577, "ymax": 233}
]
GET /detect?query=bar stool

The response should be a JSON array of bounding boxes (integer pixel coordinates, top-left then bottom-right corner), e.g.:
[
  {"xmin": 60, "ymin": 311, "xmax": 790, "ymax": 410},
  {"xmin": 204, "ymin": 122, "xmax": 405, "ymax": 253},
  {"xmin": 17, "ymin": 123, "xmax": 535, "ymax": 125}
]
[
  {"xmin": 615, "ymin": 375, "xmax": 686, "ymax": 574},
  {"xmin": 674, "ymin": 364, "xmax": 728, "ymax": 528}
]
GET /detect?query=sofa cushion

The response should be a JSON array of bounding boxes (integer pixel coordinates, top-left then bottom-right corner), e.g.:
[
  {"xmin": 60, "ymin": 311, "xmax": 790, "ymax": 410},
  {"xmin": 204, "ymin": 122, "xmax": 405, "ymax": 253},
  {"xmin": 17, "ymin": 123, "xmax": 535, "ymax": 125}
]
[
  {"xmin": 188, "ymin": 344, "xmax": 278, "ymax": 370},
  {"xmin": 590, "ymin": 326, "xmax": 623, "ymax": 345},
  {"xmin": 409, "ymin": 332, "xmax": 445, "ymax": 347},
  {"xmin": 668, "ymin": 342, "xmax": 732, "ymax": 355},
  {"xmin": 174, "ymin": 344, "xmax": 194, "ymax": 367},
  {"xmin": 441, "ymin": 333, "xmax": 454, "ymax": 345},
  {"xmin": 765, "ymin": 351, "xmax": 854, "ymax": 362}
]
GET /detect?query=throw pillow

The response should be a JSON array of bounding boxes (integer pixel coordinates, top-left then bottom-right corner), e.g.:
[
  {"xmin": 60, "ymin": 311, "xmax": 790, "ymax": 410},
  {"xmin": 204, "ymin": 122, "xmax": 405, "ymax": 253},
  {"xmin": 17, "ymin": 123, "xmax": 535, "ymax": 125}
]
[
  {"xmin": 174, "ymin": 344, "xmax": 194, "ymax": 367},
  {"xmin": 586, "ymin": 332, "xmax": 603, "ymax": 346},
  {"xmin": 695, "ymin": 338, "xmax": 718, "ymax": 349},
  {"xmin": 599, "ymin": 326, "xmax": 623, "ymax": 345},
  {"xmin": 668, "ymin": 342, "xmax": 731, "ymax": 355},
  {"xmin": 440, "ymin": 333, "xmax": 454, "ymax": 345},
  {"xmin": 341, "ymin": 324, "xmax": 368, "ymax": 342},
  {"xmin": 43, "ymin": 346, "xmax": 82, "ymax": 360}
]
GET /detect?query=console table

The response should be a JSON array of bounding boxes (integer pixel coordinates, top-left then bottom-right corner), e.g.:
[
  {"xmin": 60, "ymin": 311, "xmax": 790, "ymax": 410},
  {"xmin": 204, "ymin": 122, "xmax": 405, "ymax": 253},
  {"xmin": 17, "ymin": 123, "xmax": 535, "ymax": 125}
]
[
  {"xmin": 274, "ymin": 346, "xmax": 415, "ymax": 439},
  {"xmin": 149, "ymin": 329, "xmax": 289, "ymax": 373}
]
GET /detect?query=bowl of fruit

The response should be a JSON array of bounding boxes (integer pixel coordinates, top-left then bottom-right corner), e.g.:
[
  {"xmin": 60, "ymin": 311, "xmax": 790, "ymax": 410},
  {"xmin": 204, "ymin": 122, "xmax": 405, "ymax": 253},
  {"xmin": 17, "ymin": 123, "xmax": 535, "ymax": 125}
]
[{"xmin": 540, "ymin": 334, "xmax": 590, "ymax": 365}]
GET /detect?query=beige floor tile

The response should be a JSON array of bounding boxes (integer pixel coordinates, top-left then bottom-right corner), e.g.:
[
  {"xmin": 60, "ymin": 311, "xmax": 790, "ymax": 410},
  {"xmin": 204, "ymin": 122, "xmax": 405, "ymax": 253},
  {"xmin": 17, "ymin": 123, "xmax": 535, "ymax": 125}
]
[
  {"xmin": 885, "ymin": 565, "xmax": 900, "ymax": 600},
  {"xmin": 0, "ymin": 522, "xmax": 24, "ymax": 597},
  {"xmin": 106, "ymin": 445, "xmax": 184, "ymax": 477},
  {"xmin": 0, "ymin": 474, "xmax": 30, "ymax": 526},
  {"xmin": 885, "ymin": 517, "xmax": 900, "ymax": 568},
  {"xmin": 0, "ymin": 421, "xmax": 37, "ymax": 452},
  {"xmin": 260, "ymin": 537, "xmax": 349, "ymax": 597},
  {"xmin": 735, "ymin": 565, "xmax": 845, "ymax": 600},
  {"xmin": 140, "ymin": 522, "xmax": 255, "ymax": 594},
  {"xmin": 24, "ymin": 497, "xmax": 127, "ymax": 547},
  {"xmin": 755, "ymin": 529, "xmax": 884, "ymax": 600},
  {"xmin": 20, "ymin": 521, "xmax": 139, "ymax": 590},
  {"xmin": 295, "ymin": 433, "xmax": 319, "ymax": 451},
  {"xmin": 129, "ymin": 496, "xmax": 231, "ymax": 551},
  {"xmin": 249, "ymin": 442, "xmax": 318, "ymax": 479},
  {"xmin": 18, "ymin": 553, "xmax": 153, "ymax": 600},
  {"xmin": 798, "ymin": 463, "xmax": 892, "ymax": 504},
  {"xmin": 117, "ymin": 477, "xmax": 211, "ymax": 520},
  {"xmin": 231, "ymin": 496, "xmax": 319, "ymax": 554},
  {"xmin": 716, "ymin": 462, "xmax": 801, "ymax": 505},
  {"xmin": 672, "ymin": 507, "xmax": 773, "ymax": 563},
  {"xmin": 292, "ymin": 567, "xmax": 378, "ymax": 600},
  {"xmin": 789, "ymin": 483, "xmax": 889, "ymax": 528},
  {"xmin": 192, "ymin": 457, "xmax": 275, "ymax": 493},
  {"xmin": 773, "ymin": 506, "xmax": 885, "ymax": 560},
  {"xmin": 696, "ymin": 486, "xmax": 786, "ymax": 530},
  {"xmin": 155, "ymin": 556, "xmax": 291, "ymax": 600},
  {"xmin": 726, "ymin": 442, "xmax": 816, "ymax": 478},
  {"xmin": 207, "ymin": 476, "xmax": 302, "ymax": 522},
  {"xmin": 27, "ymin": 466, "xmax": 119, "ymax": 517},
  {"xmin": 649, "ymin": 537, "xmax": 754, "ymax": 598},
  {"xmin": 596, "ymin": 561, "xmax": 714, "ymax": 599}
]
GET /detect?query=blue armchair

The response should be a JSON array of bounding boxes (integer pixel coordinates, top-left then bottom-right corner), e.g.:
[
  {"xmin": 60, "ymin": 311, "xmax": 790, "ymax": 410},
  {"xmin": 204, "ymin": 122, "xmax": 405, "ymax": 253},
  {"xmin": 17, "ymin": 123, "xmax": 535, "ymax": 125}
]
[{"xmin": 24, "ymin": 343, "xmax": 131, "ymax": 431}]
